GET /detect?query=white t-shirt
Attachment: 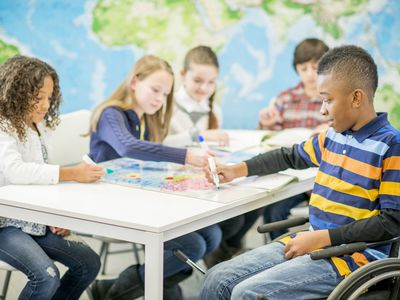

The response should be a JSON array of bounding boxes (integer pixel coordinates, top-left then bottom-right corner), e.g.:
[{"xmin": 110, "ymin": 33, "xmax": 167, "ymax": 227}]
[{"xmin": 164, "ymin": 86, "xmax": 223, "ymax": 146}]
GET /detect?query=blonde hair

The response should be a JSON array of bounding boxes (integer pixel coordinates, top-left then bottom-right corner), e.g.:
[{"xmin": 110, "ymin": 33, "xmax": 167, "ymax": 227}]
[
  {"xmin": 90, "ymin": 55, "xmax": 174, "ymax": 142},
  {"xmin": 183, "ymin": 45, "xmax": 219, "ymax": 129}
]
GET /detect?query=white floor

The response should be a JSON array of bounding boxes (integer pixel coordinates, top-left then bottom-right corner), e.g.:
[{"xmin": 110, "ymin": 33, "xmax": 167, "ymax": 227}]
[{"xmin": 0, "ymin": 217, "xmax": 272, "ymax": 300}]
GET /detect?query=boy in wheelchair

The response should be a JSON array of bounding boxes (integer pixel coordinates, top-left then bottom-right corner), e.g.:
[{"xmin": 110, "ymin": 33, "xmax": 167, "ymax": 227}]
[{"xmin": 200, "ymin": 45, "xmax": 400, "ymax": 299}]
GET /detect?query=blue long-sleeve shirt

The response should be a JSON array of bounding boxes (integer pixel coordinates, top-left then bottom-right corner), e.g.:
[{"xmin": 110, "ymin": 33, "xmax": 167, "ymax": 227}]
[{"xmin": 89, "ymin": 107, "xmax": 187, "ymax": 164}]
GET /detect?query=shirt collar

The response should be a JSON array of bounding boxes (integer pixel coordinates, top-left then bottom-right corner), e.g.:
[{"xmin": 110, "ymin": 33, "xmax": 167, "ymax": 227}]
[
  {"xmin": 175, "ymin": 86, "xmax": 210, "ymax": 113},
  {"xmin": 343, "ymin": 112, "xmax": 388, "ymax": 143}
]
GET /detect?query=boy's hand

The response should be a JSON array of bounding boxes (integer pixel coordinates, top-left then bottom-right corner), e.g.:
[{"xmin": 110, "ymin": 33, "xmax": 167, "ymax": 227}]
[
  {"xmin": 259, "ymin": 106, "xmax": 282, "ymax": 127},
  {"xmin": 284, "ymin": 230, "xmax": 331, "ymax": 259},
  {"xmin": 50, "ymin": 226, "xmax": 71, "ymax": 237},
  {"xmin": 203, "ymin": 162, "xmax": 248, "ymax": 184}
]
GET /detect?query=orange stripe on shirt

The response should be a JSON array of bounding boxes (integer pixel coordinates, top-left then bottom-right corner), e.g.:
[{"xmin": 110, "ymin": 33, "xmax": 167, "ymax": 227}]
[
  {"xmin": 322, "ymin": 150, "xmax": 382, "ymax": 180},
  {"xmin": 315, "ymin": 171, "xmax": 379, "ymax": 201},
  {"xmin": 351, "ymin": 252, "xmax": 369, "ymax": 268},
  {"xmin": 383, "ymin": 156, "xmax": 400, "ymax": 170}
]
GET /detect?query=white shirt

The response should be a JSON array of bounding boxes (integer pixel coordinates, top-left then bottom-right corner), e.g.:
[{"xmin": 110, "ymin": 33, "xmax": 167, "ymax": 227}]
[
  {"xmin": 0, "ymin": 122, "xmax": 59, "ymax": 235},
  {"xmin": 0, "ymin": 123, "xmax": 59, "ymax": 186},
  {"xmin": 164, "ymin": 87, "xmax": 223, "ymax": 146}
]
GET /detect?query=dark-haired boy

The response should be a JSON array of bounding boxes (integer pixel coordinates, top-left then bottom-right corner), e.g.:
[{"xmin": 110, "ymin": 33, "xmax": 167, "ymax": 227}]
[{"xmin": 199, "ymin": 45, "xmax": 400, "ymax": 300}]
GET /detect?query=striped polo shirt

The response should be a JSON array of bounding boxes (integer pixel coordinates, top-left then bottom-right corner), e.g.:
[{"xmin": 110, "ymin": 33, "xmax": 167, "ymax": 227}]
[{"xmin": 296, "ymin": 113, "xmax": 400, "ymax": 277}]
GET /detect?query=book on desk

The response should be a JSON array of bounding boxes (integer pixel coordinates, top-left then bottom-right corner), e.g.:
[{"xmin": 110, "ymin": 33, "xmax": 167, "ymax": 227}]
[{"xmin": 231, "ymin": 168, "xmax": 318, "ymax": 192}]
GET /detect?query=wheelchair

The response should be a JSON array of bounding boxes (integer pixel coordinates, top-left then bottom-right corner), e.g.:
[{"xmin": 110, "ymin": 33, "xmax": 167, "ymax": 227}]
[{"xmin": 256, "ymin": 217, "xmax": 400, "ymax": 300}]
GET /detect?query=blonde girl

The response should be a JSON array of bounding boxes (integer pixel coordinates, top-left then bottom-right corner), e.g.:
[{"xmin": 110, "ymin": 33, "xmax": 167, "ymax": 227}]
[{"xmin": 89, "ymin": 55, "xmax": 221, "ymax": 300}]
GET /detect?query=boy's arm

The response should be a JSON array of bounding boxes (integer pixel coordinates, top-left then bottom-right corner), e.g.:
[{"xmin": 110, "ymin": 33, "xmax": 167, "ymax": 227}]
[
  {"xmin": 329, "ymin": 209, "xmax": 400, "ymax": 246},
  {"xmin": 245, "ymin": 145, "xmax": 310, "ymax": 177}
]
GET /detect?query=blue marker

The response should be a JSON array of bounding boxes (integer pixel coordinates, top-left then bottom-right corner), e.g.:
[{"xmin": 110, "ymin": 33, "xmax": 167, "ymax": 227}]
[{"xmin": 197, "ymin": 135, "xmax": 208, "ymax": 150}]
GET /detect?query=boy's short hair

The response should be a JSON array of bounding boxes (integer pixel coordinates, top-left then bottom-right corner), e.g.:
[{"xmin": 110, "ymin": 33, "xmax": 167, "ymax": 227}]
[
  {"xmin": 293, "ymin": 38, "xmax": 329, "ymax": 70},
  {"xmin": 317, "ymin": 45, "xmax": 378, "ymax": 100}
]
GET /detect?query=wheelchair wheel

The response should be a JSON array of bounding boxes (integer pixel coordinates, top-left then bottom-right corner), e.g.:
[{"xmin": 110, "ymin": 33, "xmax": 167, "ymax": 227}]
[{"xmin": 327, "ymin": 258, "xmax": 400, "ymax": 300}]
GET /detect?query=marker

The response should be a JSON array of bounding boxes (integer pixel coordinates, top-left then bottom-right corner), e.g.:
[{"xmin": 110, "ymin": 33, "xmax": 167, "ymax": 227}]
[
  {"xmin": 82, "ymin": 154, "xmax": 96, "ymax": 165},
  {"xmin": 197, "ymin": 134, "xmax": 208, "ymax": 150},
  {"xmin": 208, "ymin": 156, "xmax": 220, "ymax": 189},
  {"xmin": 198, "ymin": 135, "xmax": 220, "ymax": 188},
  {"xmin": 82, "ymin": 155, "xmax": 113, "ymax": 174}
]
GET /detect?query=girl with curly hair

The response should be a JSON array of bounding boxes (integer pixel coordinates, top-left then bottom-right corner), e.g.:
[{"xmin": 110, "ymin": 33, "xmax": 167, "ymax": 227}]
[{"xmin": 0, "ymin": 55, "xmax": 103, "ymax": 299}]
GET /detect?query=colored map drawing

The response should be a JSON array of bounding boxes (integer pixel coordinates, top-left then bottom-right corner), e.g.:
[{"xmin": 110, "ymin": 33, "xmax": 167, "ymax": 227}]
[
  {"xmin": 161, "ymin": 175, "xmax": 212, "ymax": 192},
  {"xmin": 100, "ymin": 157, "xmax": 212, "ymax": 194}
]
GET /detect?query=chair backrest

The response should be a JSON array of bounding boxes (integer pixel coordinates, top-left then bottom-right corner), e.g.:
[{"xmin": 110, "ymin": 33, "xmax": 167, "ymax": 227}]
[{"xmin": 50, "ymin": 110, "xmax": 91, "ymax": 166}]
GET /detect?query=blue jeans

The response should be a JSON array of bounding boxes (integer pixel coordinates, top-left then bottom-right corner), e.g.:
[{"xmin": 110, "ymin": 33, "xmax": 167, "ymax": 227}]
[
  {"xmin": 263, "ymin": 193, "xmax": 309, "ymax": 240},
  {"xmin": 200, "ymin": 242, "xmax": 341, "ymax": 300},
  {"xmin": 0, "ymin": 226, "xmax": 100, "ymax": 300},
  {"xmin": 138, "ymin": 224, "xmax": 222, "ymax": 279}
]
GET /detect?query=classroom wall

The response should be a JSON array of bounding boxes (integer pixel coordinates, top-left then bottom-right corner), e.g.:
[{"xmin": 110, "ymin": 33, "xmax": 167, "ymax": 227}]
[{"xmin": 0, "ymin": 0, "xmax": 399, "ymax": 129}]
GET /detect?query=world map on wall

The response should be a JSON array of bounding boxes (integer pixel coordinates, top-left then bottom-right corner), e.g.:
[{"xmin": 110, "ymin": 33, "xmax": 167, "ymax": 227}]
[{"xmin": 0, "ymin": 0, "xmax": 399, "ymax": 129}]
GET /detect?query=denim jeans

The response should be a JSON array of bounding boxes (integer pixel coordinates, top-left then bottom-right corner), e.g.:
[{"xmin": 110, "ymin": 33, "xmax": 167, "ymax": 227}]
[
  {"xmin": 200, "ymin": 242, "xmax": 341, "ymax": 300},
  {"xmin": 137, "ymin": 224, "xmax": 222, "ymax": 279},
  {"xmin": 263, "ymin": 192, "xmax": 309, "ymax": 239},
  {"xmin": 0, "ymin": 226, "xmax": 100, "ymax": 300}
]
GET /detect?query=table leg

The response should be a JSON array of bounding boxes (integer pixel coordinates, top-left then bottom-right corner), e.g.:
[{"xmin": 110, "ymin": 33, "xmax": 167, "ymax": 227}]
[{"xmin": 144, "ymin": 233, "xmax": 164, "ymax": 299}]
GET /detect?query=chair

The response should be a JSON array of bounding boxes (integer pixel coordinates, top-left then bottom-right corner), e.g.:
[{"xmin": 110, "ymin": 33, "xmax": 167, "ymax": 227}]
[
  {"xmin": 0, "ymin": 261, "xmax": 17, "ymax": 300},
  {"xmin": 257, "ymin": 217, "xmax": 400, "ymax": 300},
  {"xmin": 96, "ymin": 236, "xmax": 144, "ymax": 275},
  {"xmin": 50, "ymin": 109, "xmax": 92, "ymax": 166},
  {"xmin": 50, "ymin": 109, "xmax": 144, "ymax": 275}
]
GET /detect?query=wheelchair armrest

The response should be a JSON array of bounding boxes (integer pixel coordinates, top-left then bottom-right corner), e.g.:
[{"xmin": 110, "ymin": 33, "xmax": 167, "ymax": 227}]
[
  {"xmin": 257, "ymin": 217, "xmax": 309, "ymax": 234},
  {"xmin": 310, "ymin": 242, "xmax": 368, "ymax": 260},
  {"xmin": 311, "ymin": 236, "xmax": 400, "ymax": 260}
]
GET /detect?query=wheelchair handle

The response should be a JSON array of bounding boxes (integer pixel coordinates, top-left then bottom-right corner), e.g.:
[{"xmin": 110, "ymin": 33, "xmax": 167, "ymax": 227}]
[
  {"xmin": 174, "ymin": 249, "xmax": 206, "ymax": 275},
  {"xmin": 257, "ymin": 217, "xmax": 309, "ymax": 234},
  {"xmin": 310, "ymin": 242, "xmax": 367, "ymax": 260}
]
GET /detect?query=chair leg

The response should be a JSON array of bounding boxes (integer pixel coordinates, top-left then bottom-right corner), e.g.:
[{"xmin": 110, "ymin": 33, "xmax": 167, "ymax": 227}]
[
  {"xmin": 85, "ymin": 286, "xmax": 94, "ymax": 300},
  {"xmin": 0, "ymin": 270, "xmax": 12, "ymax": 300},
  {"xmin": 132, "ymin": 243, "xmax": 142, "ymax": 264},
  {"xmin": 99, "ymin": 242, "xmax": 110, "ymax": 275}
]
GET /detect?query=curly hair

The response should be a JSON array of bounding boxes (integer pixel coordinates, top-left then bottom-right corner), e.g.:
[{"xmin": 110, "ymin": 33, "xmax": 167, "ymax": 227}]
[{"xmin": 0, "ymin": 55, "xmax": 62, "ymax": 141}]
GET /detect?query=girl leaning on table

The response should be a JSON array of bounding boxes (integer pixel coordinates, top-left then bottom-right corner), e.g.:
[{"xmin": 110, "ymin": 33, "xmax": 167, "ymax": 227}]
[
  {"xmin": 0, "ymin": 55, "xmax": 103, "ymax": 300},
  {"xmin": 88, "ymin": 54, "xmax": 222, "ymax": 300}
]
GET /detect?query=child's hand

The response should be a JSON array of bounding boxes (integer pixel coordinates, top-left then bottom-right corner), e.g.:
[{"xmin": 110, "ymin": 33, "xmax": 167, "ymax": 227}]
[
  {"xmin": 200, "ymin": 129, "xmax": 230, "ymax": 146},
  {"xmin": 50, "ymin": 226, "xmax": 71, "ymax": 237},
  {"xmin": 71, "ymin": 163, "xmax": 105, "ymax": 183},
  {"xmin": 185, "ymin": 148, "xmax": 211, "ymax": 167},
  {"xmin": 283, "ymin": 230, "xmax": 331, "ymax": 259},
  {"xmin": 203, "ymin": 162, "xmax": 247, "ymax": 184},
  {"xmin": 259, "ymin": 106, "xmax": 281, "ymax": 127}
]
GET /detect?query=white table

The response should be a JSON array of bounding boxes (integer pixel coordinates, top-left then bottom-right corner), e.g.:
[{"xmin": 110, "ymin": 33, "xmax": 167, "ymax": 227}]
[{"xmin": 0, "ymin": 178, "xmax": 314, "ymax": 299}]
